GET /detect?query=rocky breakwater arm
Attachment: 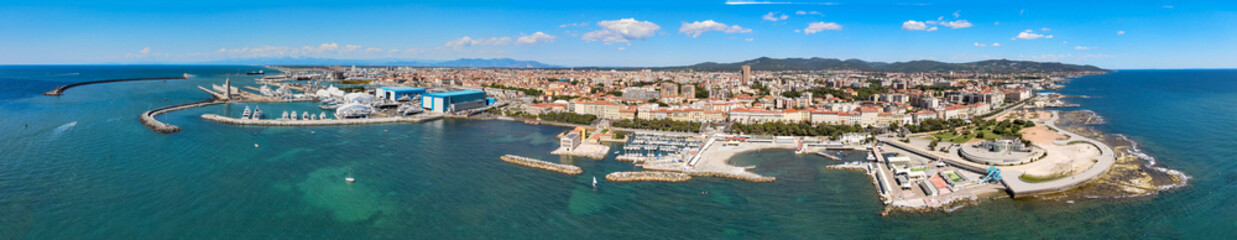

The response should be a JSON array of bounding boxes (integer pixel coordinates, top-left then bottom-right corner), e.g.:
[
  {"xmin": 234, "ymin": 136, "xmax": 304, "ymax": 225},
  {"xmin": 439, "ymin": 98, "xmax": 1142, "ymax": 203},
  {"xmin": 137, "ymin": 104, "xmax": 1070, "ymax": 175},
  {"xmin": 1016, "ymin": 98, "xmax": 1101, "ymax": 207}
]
[
  {"xmin": 687, "ymin": 171, "xmax": 776, "ymax": 182},
  {"xmin": 605, "ymin": 171, "xmax": 691, "ymax": 182},
  {"xmin": 141, "ymin": 100, "xmax": 223, "ymax": 133},
  {"xmin": 500, "ymin": 155, "xmax": 583, "ymax": 175}
]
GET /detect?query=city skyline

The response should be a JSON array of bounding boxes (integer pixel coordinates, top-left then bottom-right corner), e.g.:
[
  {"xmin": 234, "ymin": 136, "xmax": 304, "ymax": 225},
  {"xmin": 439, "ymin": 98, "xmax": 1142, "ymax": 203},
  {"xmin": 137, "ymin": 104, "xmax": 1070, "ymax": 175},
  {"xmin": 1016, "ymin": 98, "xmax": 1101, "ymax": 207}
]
[{"xmin": 2, "ymin": 0, "xmax": 1234, "ymax": 69}]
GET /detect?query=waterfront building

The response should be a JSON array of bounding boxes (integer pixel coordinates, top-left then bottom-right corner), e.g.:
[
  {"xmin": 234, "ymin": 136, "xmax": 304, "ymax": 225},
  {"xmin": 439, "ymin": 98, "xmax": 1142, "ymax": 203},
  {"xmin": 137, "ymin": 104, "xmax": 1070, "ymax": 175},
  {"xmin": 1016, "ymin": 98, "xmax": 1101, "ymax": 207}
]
[
  {"xmin": 375, "ymin": 87, "xmax": 426, "ymax": 102},
  {"xmin": 421, "ymin": 90, "xmax": 492, "ymax": 113},
  {"xmin": 622, "ymin": 87, "xmax": 660, "ymax": 102}
]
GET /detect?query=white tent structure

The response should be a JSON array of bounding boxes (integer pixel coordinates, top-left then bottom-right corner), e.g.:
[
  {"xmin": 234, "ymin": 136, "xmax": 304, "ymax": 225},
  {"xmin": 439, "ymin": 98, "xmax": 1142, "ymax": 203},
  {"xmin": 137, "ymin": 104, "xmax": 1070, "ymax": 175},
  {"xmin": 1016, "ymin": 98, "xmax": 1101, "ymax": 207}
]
[
  {"xmin": 344, "ymin": 92, "xmax": 375, "ymax": 104},
  {"xmin": 316, "ymin": 85, "xmax": 345, "ymax": 98},
  {"xmin": 334, "ymin": 103, "xmax": 374, "ymax": 119}
]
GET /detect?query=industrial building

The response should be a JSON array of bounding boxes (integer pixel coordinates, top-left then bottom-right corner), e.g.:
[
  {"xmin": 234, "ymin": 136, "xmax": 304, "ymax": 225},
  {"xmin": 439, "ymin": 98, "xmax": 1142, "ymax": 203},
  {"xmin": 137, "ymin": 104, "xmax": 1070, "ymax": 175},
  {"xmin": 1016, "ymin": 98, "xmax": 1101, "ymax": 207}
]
[
  {"xmin": 421, "ymin": 90, "xmax": 495, "ymax": 113},
  {"xmin": 375, "ymin": 87, "xmax": 426, "ymax": 102}
]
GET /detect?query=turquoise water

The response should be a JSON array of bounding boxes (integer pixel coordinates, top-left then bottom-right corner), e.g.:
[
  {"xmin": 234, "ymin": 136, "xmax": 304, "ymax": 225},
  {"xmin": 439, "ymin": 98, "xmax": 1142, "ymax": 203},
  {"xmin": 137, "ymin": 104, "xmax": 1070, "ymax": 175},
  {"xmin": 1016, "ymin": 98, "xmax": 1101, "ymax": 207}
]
[{"xmin": 0, "ymin": 66, "xmax": 1233, "ymax": 238}]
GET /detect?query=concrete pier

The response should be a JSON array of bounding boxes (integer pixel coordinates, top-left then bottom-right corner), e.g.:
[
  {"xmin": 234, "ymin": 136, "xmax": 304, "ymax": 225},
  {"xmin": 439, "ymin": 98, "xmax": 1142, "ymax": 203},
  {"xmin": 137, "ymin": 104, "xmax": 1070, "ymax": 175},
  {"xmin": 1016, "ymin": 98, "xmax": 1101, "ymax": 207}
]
[
  {"xmin": 45, "ymin": 76, "xmax": 188, "ymax": 96},
  {"xmin": 500, "ymin": 155, "xmax": 583, "ymax": 175},
  {"xmin": 200, "ymin": 113, "xmax": 443, "ymax": 126}
]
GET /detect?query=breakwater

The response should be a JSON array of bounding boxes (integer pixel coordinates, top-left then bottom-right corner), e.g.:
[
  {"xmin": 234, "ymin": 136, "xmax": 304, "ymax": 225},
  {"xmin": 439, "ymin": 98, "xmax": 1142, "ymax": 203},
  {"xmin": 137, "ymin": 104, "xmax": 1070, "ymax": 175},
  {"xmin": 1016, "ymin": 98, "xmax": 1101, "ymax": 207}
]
[
  {"xmin": 499, "ymin": 155, "xmax": 582, "ymax": 175},
  {"xmin": 687, "ymin": 171, "xmax": 776, "ymax": 182},
  {"xmin": 140, "ymin": 100, "xmax": 224, "ymax": 133},
  {"xmin": 45, "ymin": 75, "xmax": 188, "ymax": 96},
  {"xmin": 200, "ymin": 113, "xmax": 443, "ymax": 126},
  {"xmin": 605, "ymin": 171, "xmax": 691, "ymax": 182}
]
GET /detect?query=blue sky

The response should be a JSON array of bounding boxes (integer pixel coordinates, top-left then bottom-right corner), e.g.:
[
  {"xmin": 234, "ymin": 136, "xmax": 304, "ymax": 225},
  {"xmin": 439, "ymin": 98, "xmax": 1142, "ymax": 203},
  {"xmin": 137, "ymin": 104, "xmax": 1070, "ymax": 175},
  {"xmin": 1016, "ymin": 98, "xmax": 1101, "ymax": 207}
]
[{"xmin": 1, "ymin": 0, "xmax": 1234, "ymax": 68}]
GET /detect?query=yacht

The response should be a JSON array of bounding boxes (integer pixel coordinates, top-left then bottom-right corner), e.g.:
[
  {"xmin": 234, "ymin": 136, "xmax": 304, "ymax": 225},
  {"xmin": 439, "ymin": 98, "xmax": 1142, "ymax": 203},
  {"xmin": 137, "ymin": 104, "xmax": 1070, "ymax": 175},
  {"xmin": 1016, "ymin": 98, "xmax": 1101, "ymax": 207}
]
[
  {"xmin": 242, "ymin": 106, "xmax": 252, "ymax": 119},
  {"xmin": 252, "ymin": 107, "xmax": 262, "ymax": 120},
  {"xmin": 281, "ymin": 111, "xmax": 289, "ymax": 119}
]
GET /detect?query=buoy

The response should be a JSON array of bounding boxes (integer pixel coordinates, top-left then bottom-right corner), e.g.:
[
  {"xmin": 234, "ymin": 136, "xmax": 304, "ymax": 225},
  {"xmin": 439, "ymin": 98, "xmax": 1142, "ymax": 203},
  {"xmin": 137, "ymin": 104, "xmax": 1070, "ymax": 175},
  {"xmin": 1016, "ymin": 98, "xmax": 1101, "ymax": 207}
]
[{"xmin": 254, "ymin": 143, "xmax": 259, "ymax": 148}]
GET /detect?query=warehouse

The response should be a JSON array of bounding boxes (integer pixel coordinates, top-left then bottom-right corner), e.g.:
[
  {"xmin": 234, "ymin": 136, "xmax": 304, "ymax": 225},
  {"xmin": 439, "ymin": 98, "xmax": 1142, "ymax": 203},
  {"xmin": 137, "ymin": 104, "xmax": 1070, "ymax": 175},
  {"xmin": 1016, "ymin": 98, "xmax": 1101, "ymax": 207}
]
[
  {"xmin": 375, "ymin": 87, "xmax": 426, "ymax": 102},
  {"xmin": 421, "ymin": 90, "xmax": 495, "ymax": 113}
]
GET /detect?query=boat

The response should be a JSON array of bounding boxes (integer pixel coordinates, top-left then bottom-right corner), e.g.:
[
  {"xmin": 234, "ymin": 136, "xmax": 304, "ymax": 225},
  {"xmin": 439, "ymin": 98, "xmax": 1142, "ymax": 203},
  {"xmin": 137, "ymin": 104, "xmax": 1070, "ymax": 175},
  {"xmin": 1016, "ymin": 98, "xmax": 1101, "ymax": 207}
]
[
  {"xmin": 302, "ymin": 112, "xmax": 310, "ymax": 120},
  {"xmin": 592, "ymin": 176, "xmax": 598, "ymax": 188},
  {"xmin": 320, "ymin": 112, "xmax": 328, "ymax": 120},
  {"xmin": 866, "ymin": 153, "xmax": 876, "ymax": 161},
  {"xmin": 242, "ymin": 106, "xmax": 252, "ymax": 119},
  {"xmin": 252, "ymin": 107, "xmax": 262, "ymax": 120},
  {"xmin": 291, "ymin": 111, "xmax": 298, "ymax": 120},
  {"xmin": 345, "ymin": 167, "xmax": 355, "ymax": 183},
  {"xmin": 246, "ymin": 70, "xmax": 265, "ymax": 75},
  {"xmin": 281, "ymin": 111, "xmax": 289, "ymax": 119}
]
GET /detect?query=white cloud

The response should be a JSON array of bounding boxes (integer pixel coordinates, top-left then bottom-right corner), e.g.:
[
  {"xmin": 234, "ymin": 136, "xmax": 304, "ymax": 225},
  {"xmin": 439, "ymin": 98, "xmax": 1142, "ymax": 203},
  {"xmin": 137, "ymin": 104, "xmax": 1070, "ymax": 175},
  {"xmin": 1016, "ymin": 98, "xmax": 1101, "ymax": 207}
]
[
  {"xmin": 1012, "ymin": 29, "xmax": 1053, "ymax": 40},
  {"xmin": 140, "ymin": 47, "xmax": 151, "ymax": 55},
  {"xmin": 762, "ymin": 12, "xmax": 789, "ymax": 21},
  {"xmin": 1163, "ymin": 5, "xmax": 1173, "ymax": 8},
  {"xmin": 1074, "ymin": 46, "xmax": 1094, "ymax": 50},
  {"xmin": 994, "ymin": 21, "xmax": 1000, "ymax": 25},
  {"xmin": 679, "ymin": 20, "xmax": 752, "ymax": 38},
  {"xmin": 991, "ymin": 43, "xmax": 1000, "ymax": 47},
  {"xmin": 365, "ymin": 48, "xmax": 384, "ymax": 54},
  {"xmin": 745, "ymin": 38, "xmax": 754, "ymax": 41},
  {"xmin": 559, "ymin": 22, "xmax": 589, "ymax": 28},
  {"xmin": 444, "ymin": 36, "xmax": 512, "ymax": 48},
  {"xmin": 516, "ymin": 32, "xmax": 558, "ymax": 45},
  {"xmin": 582, "ymin": 18, "xmax": 661, "ymax": 44},
  {"xmin": 725, "ymin": 1, "xmax": 838, "ymax": 5},
  {"xmin": 902, "ymin": 20, "xmax": 929, "ymax": 31},
  {"xmin": 952, "ymin": 10, "xmax": 961, "ymax": 18},
  {"xmin": 1117, "ymin": 30, "xmax": 1125, "ymax": 35},
  {"xmin": 803, "ymin": 22, "xmax": 842, "ymax": 34},
  {"xmin": 342, "ymin": 44, "xmax": 361, "ymax": 53},
  {"xmin": 974, "ymin": 42, "xmax": 987, "ymax": 47},
  {"xmin": 940, "ymin": 20, "xmax": 972, "ymax": 29},
  {"xmin": 795, "ymin": 10, "xmax": 824, "ymax": 16},
  {"xmin": 1041, "ymin": 27, "xmax": 1051, "ymax": 32}
]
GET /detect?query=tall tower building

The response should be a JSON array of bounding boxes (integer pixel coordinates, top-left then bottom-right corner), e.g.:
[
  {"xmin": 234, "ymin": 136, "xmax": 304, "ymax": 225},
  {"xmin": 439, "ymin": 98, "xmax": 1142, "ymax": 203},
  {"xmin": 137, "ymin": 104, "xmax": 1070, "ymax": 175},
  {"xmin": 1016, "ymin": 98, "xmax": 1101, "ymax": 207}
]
[
  {"xmin": 223, "ymin": 77, "xmax": 232, "ymax": 100},
  {"xmin": 741, "ymin": 65, "xmax": 751, "ymax": 83}
]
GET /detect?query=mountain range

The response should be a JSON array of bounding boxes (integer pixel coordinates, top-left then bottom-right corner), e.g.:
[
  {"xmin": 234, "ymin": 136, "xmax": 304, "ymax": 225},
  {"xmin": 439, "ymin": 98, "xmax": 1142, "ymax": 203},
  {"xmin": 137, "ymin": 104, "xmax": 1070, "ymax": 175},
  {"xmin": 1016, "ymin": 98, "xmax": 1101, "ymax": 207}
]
[
  {"xmin": 207, "ymin": 56, "xmax": 1109, "ymax": 73},
  {"xmin": 663, "ymin": 57, "xmax": 1111, "ymax": 73}
]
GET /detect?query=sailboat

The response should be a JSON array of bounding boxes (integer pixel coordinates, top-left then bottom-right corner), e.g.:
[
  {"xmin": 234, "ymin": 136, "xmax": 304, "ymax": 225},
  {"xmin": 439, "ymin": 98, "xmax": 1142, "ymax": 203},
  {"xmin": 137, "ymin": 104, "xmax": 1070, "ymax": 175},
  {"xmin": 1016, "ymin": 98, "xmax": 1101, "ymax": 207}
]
[
  {"xmin": 345, "ymin": 167, "xmax": 356, "ymax": 183},
  {"xmin": 592, "ymin": 176, "xmax": 598, "ymax": 188}
]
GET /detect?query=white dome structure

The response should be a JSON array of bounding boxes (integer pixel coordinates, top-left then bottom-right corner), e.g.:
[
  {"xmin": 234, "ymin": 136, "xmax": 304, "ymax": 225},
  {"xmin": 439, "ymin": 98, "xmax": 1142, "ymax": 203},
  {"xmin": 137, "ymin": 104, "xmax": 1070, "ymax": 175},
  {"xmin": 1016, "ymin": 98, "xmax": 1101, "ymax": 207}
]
[
  {"xmin": 344, "ymin": 92, "xmax": 375, "ymax": 104},
  {"xmin": 334, "ymin": 103, "xmax": 373, "ymax": 119}
]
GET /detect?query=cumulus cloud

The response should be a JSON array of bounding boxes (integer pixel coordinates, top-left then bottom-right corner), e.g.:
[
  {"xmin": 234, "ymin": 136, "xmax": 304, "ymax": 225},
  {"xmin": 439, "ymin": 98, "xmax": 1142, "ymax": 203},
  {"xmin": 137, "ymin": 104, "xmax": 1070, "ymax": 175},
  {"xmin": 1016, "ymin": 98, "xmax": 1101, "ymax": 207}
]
[
  {"xmin": 445, "ymin": 36, "xmax": 512, "ymax": 48},
  {"xmin": 581, "ymin": 18, "xmax": 661, "ymax": 44},
  {"xmin": 803, "ymin": 22, "xmax": 842, "ymax": 34},
  {"xmin": 1012, "ymin": 29, "xmax": 1053, "ymax": 40},
  {"xmin": 974, "ymin": 42, "xmax": 1000, "ymax": 47},
  {"xmin": 1117, "ymin": 30, "xmax": 1125, "ymax": 35},
  {"xmin": 342, "ymin": 44, "xmax": 361, "ymax": 53},
  {"xmin": 679, "ymin": 20, "xmax": 752, "ymax": 38},
  {"xmin": 516, "ymin": 32, "xmax": 557, "ymax": 45},
  {"xmin": 211, "ymin": 42, "xmax": 411, "ymax": 59},
  {"xmin": 762, "ymin": 12, "xmax": 789, "ymax": 21},
  {"xmin": 902, "ymin": 20, "xmax": 930, "ymax": 31},
  {"xmin": 992, "ymin": 43, "xmax": 1000, "ymax": 47},
  {"xmin": 140, "ymin": 47, "xmax": 151, "ymax": 55}
]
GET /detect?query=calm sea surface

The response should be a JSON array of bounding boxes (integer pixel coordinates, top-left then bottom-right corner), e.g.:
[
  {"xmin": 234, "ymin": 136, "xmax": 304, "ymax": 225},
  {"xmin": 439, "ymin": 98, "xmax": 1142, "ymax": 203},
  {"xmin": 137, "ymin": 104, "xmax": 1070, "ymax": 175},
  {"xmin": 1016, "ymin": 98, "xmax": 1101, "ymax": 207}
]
[{"xmin": 0, "ymin": 66, "xmax": 1233, "ymax": 238}]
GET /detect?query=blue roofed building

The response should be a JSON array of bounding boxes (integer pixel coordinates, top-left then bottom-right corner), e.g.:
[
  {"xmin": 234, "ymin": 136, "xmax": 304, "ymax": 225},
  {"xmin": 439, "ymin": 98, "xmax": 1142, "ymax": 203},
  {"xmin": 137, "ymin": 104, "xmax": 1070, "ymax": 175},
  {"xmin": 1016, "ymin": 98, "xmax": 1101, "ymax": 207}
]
[
  {"xmin": 421, "ymin": 90, "xmax": 492, "ymax": 113},
  {"xmin": 375, "ymin": 87, "xmax": 426, "ymax": 102}
]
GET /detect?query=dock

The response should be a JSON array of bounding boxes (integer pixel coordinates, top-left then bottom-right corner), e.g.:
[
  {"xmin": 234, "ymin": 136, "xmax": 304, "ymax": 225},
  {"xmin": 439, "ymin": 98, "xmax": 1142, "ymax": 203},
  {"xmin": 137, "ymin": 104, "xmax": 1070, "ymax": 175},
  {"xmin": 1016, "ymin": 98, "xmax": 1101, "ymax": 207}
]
[
  {"xmin": 44, "ymin": 75, "xmax": 188, "ymax": 96},
  {"xmin": 200, "ymin": 113, "xmax": 443, "ymax": 126},
  {"xmin": 499, "ymin": 155, "xmax": 582, "ymax": 175},
  {"xmin": 605, "ymin": 171, "xmax": 691, "ymax": 182}
]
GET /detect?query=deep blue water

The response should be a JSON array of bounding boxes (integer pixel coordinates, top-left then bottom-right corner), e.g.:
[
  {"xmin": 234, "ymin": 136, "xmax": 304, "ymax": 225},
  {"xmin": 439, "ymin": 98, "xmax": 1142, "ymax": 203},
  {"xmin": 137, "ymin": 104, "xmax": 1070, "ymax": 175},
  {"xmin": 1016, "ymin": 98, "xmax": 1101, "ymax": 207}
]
[{"xmin": 0, "ymin": 66, "xmax": 1234, "ymax": 238}]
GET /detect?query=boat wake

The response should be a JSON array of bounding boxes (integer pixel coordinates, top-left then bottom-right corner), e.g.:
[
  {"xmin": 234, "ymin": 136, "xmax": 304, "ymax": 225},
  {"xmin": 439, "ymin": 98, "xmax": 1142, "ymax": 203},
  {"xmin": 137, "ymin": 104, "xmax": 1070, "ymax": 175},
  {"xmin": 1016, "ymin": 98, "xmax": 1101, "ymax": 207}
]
[{"xmin": 51, "ymin": 121, "xmax": 77, "ymax": 138}]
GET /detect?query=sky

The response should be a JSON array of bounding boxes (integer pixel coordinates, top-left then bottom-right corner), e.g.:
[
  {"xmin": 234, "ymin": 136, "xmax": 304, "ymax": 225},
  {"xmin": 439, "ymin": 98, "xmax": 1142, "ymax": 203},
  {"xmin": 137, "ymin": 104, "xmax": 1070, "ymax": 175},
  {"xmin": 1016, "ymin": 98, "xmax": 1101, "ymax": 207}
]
[{"xmin": 1, "ymin": 0, "xmax": 1235, "ymax": 69}]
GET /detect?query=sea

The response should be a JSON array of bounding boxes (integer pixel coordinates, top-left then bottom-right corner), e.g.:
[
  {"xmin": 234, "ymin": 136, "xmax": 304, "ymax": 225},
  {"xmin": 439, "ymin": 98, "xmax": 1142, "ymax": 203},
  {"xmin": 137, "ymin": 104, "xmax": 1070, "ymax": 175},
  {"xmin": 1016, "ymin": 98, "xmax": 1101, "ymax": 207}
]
[{"xmin": 0, "ymin": 66, "xmax": 1233, "ymax": 238}]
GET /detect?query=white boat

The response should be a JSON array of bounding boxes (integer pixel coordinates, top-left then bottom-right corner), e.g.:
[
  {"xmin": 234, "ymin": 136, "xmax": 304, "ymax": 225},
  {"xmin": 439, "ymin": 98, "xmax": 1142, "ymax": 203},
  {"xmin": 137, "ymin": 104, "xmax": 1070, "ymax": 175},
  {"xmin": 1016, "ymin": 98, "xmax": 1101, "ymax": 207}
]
[
  {"xmin": 320, "ymin": 112, "xmax": 328, "ymax": 120},
  {"xmin": 281, "ymin": 111, "xmax": 289, "ymax": 119},
  {"xmin": 291, "ymin": 111, "xmax": 298, "ymax": 120},
  {"xmin": 345, "ymin": 167, "xmax": 355, "ymax": 183},
  {"xmin": 242, "ymin": 106, "xmax": 252, "ymax": 119},
  {"xmin": 592, "ymin": 176, "xmax": 598, "ymax": 188},
  {"xmin": 252, "ymin": 107, "xmax": 262, "ymax": 120},
  {"xmin": 302, "ymin": 112, "xmax": 310, "ymax": 120},
  {"xmin": 866, "ymin": 153, "xmax": 876, "ymax": 161}
]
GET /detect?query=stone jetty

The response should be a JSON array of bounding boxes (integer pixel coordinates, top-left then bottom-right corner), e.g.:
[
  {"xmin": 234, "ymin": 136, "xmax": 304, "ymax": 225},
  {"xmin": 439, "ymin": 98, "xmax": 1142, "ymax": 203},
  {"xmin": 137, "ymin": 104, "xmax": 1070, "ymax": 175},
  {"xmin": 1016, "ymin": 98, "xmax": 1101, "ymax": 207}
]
[
  {"xmin": 499, "ymin": 155, "xmax": 582, "ymax": 175},
  {"xmin": 687, "ymin": 172, "xmax": 776, "ymax": 182},
  {"xmin": 45, "ymin": 75, "xmax": 188, "ymax": 96},
  {"xmin": 140, "ymin": 100, "xmax": 224, "ymax": 133},
  {"xmin": 605, "ymin": 171, "xmax": 691, "ymax": 182}
]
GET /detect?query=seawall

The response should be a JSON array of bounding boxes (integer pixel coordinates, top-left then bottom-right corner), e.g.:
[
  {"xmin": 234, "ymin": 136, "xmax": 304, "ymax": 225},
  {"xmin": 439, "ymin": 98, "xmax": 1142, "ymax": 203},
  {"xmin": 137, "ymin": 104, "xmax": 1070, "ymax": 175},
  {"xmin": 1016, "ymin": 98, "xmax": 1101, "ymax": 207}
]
[
  {"xmin": 606, "ymin": 171, "xmax": 691, "ymax": 182},
  {"xmin": 499, "ymin": 155, "xmax": 582, "ymax": 175},
  {"xmin": 140, "ymin": 100, "xmax": 223, "ymax": 133},
  {"xmin": 45, "ymin": 76, "xmax": 188, "ymax": 96}
]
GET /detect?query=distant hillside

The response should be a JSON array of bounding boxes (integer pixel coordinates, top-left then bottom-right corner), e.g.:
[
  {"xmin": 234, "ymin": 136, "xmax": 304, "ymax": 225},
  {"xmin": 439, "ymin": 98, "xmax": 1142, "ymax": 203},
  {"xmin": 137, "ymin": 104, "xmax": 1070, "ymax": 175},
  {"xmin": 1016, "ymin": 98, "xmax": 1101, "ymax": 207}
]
[
  {"xmin": 666, "ymin": 57, "xmax": 1111, "ymax": 73},
  {"xmin": 432, "ymin": 58, "xmax": 557, "ymax": 68},
  {"xmin": 205, "ymin": 57, "xmax": 557, "ymax": 68}
]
